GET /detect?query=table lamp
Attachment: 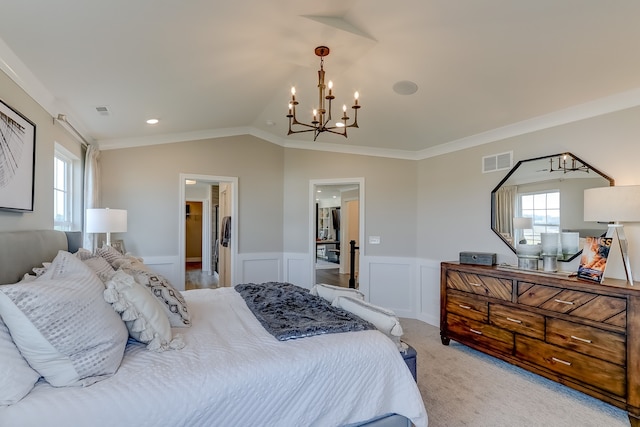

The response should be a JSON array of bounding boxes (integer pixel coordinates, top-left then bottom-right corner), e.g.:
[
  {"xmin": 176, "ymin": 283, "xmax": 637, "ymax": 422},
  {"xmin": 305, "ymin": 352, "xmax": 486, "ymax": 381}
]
[
  {"xmin": 86, "ymin": 208, "xmax": 127, "ymax": 247},
  {"xmin": 584, "ymin": 185, "xmax": 640, "ymax": 285},
  {"xmin": 513, "ymin": 217, "xmax": 533, "ymax": 244}
]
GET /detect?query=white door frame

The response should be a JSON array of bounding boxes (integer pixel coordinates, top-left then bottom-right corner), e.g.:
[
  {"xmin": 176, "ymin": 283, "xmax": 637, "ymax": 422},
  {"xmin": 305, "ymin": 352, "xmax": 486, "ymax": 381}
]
[
  {"xmin": 179, "ymin": 173, "xmax": 238, "ymax": 289},
  {"xmin": 309, "ymin": 178, "xmax": 365, "ymax": 286}
]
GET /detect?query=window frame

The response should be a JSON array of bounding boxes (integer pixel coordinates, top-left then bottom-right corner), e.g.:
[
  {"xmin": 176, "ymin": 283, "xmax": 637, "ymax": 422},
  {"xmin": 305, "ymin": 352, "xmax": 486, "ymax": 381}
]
[
  {"xmin": 54, "ymin": 144, "xmax": 82, "ymax": 231},
  {"xmin": 518, "ymin": 189, "xmax": 560, "ymax": 245}
]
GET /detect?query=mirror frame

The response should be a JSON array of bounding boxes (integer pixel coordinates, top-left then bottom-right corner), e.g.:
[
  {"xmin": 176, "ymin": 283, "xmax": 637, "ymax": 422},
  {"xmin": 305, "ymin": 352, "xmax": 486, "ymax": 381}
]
[{"xmin": 490, "ymin": 152, "xmax": 614, "ymax": 258}]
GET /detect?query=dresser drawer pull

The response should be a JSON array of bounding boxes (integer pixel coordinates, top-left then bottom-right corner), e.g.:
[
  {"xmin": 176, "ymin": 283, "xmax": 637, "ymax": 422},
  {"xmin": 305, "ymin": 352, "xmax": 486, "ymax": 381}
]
[
  {"xmin": 570, "ymin": 335, "xmax": 592, "ymax": 344},
  {"xmin": 469, "ymin": 328, "xmax": 483, "ymax": 335},
  {"xmin": 551, "ymin": 357, "xmax": 572, "ymax": 366},
  {"xmin": 506, "ymin": 317, "xmax": 522, "ymax": 324},
  {"xmin": 470, "ymin": 283, "xmax": 482, "ymax": 287},
  {"xmin": 553, "ymin": 299, "xmax": 574, "ymax": 305},
  {"xmin": 458, "ymin": 304, "xmax": 471, "ymax": 310}
]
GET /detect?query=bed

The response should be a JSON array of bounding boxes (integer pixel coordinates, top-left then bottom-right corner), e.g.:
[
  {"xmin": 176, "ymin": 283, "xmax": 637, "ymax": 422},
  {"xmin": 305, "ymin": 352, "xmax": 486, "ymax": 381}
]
[{"xmin": 0, "ymin": 230, "xmax": 427, "ymax": 427}]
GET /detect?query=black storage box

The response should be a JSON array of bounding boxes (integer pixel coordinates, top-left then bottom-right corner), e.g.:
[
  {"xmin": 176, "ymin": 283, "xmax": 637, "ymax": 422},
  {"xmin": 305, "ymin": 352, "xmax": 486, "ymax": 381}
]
[{"xmin": 459, "ymin": 251, "xmax": 496, "ymax": 266}]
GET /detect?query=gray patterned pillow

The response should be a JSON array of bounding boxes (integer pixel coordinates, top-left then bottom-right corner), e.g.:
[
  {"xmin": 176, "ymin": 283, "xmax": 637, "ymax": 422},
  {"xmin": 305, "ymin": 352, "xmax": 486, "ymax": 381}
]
[
  {"xmin": 0, "ymin": 316, "xmax": 40, "ymax": 405},
  {"xmin": 0, "ymin": 251, "xmax": 129, "ymax": 387}
]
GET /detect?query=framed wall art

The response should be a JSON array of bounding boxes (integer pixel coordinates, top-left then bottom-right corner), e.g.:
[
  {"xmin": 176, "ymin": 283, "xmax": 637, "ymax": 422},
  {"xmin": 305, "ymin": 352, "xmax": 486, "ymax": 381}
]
[{"xmin": 0, "ymin": 99, "xmax": 36, "ymax": 212}]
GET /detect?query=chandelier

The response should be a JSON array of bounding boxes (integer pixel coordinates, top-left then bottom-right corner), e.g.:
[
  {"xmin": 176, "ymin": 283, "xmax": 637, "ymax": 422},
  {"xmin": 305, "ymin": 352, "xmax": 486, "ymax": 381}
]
[
  {"xmin": 286, "ymin": 46, "xmax": 360, "ymax": 141},
  {"xmin": 549, "ymin": 154, "xmax": 590, "ymax": 173}
]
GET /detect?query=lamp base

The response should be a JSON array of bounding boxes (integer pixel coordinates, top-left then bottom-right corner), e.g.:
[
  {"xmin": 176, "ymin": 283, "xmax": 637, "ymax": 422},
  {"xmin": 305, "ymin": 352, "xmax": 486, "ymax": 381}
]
[{"xmin": 606, "ymin": 224, "xmax": 634, "ymax": 286}]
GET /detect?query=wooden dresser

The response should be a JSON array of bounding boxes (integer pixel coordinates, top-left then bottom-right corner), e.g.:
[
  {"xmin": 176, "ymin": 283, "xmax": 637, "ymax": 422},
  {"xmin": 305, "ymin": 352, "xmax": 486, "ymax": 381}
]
[{"xmin": 440, "ymin": 261, "xmax": 640, "ymax": 426}]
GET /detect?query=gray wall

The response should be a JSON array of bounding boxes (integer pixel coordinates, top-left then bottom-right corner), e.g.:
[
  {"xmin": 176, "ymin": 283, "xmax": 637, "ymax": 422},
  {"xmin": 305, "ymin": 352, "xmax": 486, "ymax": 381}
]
[
  {"xmin": 99, "ymin": 135, "xmax": 284, "ymax": 256},
  {"xmin": 283, "ymin": 149, "xmax": 418, "ymax": 257},
  {"xmin": 3, "ymin": 64, "xmax": 640, "ymax": 281},
  {"xmin": 416, "ymin": 106, "xmax": 640, "ymax": 274},
  {"xmin": 0, "ymin": 70, "xmax": 83, "ymax": 232}
]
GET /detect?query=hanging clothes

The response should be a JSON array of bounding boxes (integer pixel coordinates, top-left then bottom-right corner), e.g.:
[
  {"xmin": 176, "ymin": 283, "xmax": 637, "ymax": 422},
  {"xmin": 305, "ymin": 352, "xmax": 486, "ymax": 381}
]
[{"xmin": 221, "ymin": 216, "xmax": 231, "ymax": 247}]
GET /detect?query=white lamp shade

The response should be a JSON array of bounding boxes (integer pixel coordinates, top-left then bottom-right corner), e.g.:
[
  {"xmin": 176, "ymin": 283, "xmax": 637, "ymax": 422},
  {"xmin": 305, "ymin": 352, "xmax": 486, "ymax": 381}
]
[
  {"xmin": 584, "ymin": 186, "xmax": 640, "ymax": 222},
  {"xmin": 513, "ymin": 217, "xmax": 533, "ymax": 229},
  {"xmin": 86, "ymin": 208, "xmax": 127, "ymax": 233}
]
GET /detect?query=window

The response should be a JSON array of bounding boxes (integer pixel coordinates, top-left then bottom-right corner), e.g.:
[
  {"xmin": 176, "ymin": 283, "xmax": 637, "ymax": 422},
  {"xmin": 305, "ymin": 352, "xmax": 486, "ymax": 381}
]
[
  {"xmin": 54, "ymin": 144, "xmax": 81, "ymax": 231},
  {"xmin": 519, "ymin": 190, "xmax": 560, "ymax": 244}
]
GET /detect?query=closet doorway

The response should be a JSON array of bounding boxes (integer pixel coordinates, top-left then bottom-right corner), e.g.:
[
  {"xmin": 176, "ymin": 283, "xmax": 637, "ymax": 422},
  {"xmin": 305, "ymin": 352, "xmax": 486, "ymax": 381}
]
[
  {"xmin": 179, "ymin": 174, "xmax": 237, "ymax": 291},
  {"xmin": 311, "ymin": 179, "xmax": 364, "ymax": 289}
]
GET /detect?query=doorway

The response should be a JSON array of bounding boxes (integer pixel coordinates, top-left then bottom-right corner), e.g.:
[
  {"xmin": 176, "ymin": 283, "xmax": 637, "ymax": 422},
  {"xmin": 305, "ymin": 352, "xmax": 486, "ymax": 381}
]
[
  {"xmin": 179, "ymin": 174, "xmax": 238, "ymax": 291},
  {"xmin": 311, "ymin": 179, "xmax": 364, "ymax": 289}
]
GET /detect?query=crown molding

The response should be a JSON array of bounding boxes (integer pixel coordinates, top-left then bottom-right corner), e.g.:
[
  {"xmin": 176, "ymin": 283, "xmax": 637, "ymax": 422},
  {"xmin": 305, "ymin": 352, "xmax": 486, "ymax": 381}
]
[{"xmin": 4, "ymin": 33, "xmax": 639, "ymax": 160}]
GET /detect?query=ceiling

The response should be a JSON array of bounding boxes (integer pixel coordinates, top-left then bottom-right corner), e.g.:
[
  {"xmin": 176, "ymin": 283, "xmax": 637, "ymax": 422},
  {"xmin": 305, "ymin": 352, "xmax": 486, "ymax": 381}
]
[{"xmin": 1, "ymin": 1, "xmax": 640, "ymax": 159}]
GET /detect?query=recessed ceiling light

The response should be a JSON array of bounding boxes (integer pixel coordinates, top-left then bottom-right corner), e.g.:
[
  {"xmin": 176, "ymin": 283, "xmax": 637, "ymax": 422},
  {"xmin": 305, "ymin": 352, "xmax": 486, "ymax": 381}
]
[
  {"xmin": 392, "ymin": 80, "xmax": 418, "ymax": 95},
  {"xmin": 146, "ymin": 118, "xmax": 159, "ymax": 125}
]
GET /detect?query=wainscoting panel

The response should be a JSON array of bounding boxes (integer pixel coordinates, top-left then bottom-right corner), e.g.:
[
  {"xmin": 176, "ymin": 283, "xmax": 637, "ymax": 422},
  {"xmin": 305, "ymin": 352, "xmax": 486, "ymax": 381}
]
[
  {"xmin": 238, "ymin": 253, "xmax": 282, "ymax": 284},
  {"xmin": 140, "ymin": 252, "xmax": 444, "ymax": 327},
  {"xmin": 283, "ymin": 253, "xmax": 312, "ymax": 289},
  {"xmin": 418, "ymin": 259, "xmax": 441, "ymax": 327},
  {"xmin": 364, "ymin": 257, "xmax": 415, "ymax": 318}
]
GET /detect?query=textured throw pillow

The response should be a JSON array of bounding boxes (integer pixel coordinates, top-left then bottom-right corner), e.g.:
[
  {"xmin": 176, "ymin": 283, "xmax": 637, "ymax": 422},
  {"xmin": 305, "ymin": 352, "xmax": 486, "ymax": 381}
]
[
  {"xmin": 82, "ymin": 256, "xmax": 115, "ymax": 283},
  {"xmin": 332, "ymin": 296, "xmax": 405, "ymax": 350},
  {"xmin": 310, "ymin": 283, "xmax": 365, "ymax": 304},
  {"xmin": 0, "ymin": 316, "xmax": 41, "ymax": 405},
  {"xmin": 0, "ymin": 251, "xmax": 129, "ymax": 387},
  {"xmin": 31, "ymin": 262, "xmax": 51, "ymax": 277},
  {"xmin": 104, "ymin": 270, "xmax": 184, "ymax": 352},
  {"xmin": 120, "ymin": 268, "xmax": 191, "ymax": 328},
  {"xmin": 96, "ymin": 244, "xmax": 127, "ymax": 266},
  {"xmin": 74, "ymin": 248, "xmax": 95, "ymax": 261}
]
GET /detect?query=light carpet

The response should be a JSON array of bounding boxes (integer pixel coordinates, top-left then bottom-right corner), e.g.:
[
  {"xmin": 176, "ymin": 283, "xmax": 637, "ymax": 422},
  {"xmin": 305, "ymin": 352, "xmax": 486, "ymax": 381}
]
[{"xmin": 400, "ymin": 318, "xmax": 629, "ymax": 427}]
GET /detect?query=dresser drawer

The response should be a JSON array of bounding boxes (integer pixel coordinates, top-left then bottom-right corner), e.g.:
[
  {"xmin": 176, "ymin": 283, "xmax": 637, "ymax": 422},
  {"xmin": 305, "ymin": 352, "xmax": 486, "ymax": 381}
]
[
  {"xmin": 446, "ymin": 291, "xmax": 488, "ymax": 322},
  {"xmin": 447, "ymin": 313, "xmax": 513, "ymax": 354},
  {"xmin": 489, "ymin": 304, "xmax": 544, "ymax": 340},
  {"xmin": 546, "ymin": 318, "xmax": 626, "ymax": 366},
  {"xmin": 447, "ymin": 270, "xmax": 512, "ymax": 301},
  {"xmin": 517, "ymin": 282, "xmax": 626, "ymax": 327},
  {"xmin": 516, "ymin": 335, "xmax": 626, "ymax": 397}
]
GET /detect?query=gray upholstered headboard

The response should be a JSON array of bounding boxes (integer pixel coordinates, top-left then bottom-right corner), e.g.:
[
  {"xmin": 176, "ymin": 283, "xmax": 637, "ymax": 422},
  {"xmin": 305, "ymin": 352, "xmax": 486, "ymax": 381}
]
[{"xmin": 0, "ymin": 230, "xmax": 82, "ymax": 285}]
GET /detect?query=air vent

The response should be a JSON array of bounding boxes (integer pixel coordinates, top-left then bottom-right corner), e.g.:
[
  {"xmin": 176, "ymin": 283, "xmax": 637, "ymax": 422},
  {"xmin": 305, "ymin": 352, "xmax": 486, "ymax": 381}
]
[
  {"xmin": 95, "ymin": 106, "xmax": 110, "ymax": 115},
  {"xmin": 482, "ymin": 151, "xmax": 512, "ymax": 173}
]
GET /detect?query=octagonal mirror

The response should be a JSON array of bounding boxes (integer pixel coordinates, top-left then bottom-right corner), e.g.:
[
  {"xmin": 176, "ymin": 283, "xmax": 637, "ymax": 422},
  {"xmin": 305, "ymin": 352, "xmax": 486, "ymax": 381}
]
[{"xmin": 491, "ymin": 152, "xmax": 614, "ymax": 261}]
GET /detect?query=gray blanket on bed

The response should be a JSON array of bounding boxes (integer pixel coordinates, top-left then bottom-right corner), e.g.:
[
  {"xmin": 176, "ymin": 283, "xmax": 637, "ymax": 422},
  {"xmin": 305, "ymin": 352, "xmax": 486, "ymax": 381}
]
[{"xmin": 235, "ymin": 282, "xmax": 375, "ymax": 341}]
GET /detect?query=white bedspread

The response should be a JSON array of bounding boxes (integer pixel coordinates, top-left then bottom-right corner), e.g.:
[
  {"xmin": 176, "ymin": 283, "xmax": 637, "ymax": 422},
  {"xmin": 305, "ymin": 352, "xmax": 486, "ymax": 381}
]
[{"xmin": 1, "ymin": 288, "xmax": 427, "ymax": 427}]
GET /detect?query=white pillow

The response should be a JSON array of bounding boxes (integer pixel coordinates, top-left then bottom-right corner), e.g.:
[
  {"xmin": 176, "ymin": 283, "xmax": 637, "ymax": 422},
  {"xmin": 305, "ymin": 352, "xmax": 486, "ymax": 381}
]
[
  {"xmin": 104, "ymin": 270, "xmax": 184, "ymax": 352},
  {"xmin": 0, "ymin": 316, "xmax": 41, "ymax": 405},
  {"xmin": 310, "ymin": 283, "xmax": 365, "ymax": 304},
  {"xmin": 332, "ymin": 296, "xmax": 404, "ymax": 349},
  {"xmin": 120, "ymin": 268, "xmax": 191, "ymax": 328},
  {"xmin": 0, "ymin": 251, "xmax": 129, "ymax": 387}
]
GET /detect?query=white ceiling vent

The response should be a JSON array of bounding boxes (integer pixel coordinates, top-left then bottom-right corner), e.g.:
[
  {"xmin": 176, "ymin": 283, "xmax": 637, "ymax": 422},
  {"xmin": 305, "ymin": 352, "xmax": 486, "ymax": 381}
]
[
  {"xmin": 95, "ymin": 106, "xmax": 110, "ymax": 116},
  {"xmin": 482, "ymin": 151, "xmax": 512, "ymax": 173}
]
